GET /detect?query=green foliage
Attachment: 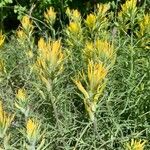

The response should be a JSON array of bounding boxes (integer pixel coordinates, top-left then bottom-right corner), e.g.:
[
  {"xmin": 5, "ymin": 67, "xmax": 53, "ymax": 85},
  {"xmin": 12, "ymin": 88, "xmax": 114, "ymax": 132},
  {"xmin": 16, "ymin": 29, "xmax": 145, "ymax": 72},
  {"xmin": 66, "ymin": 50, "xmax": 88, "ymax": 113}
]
[{"xmin": 0, "ymin": 0, "xmax": 150, "ymax": 149}]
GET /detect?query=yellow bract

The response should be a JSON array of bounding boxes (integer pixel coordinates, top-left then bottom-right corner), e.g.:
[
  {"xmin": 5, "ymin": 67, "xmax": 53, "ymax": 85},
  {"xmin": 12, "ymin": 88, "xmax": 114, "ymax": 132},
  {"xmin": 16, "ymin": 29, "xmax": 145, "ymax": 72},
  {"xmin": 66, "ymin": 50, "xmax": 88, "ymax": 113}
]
[
  {"xmin": 73, "ymin": 61, "xmax": 108, "ymax": 121},
  {"xmin": 96, "ymin": 40, "xmax": 114, "ymax": 59},
  {"xmin": 38, "ymin": 38, "xmax": 63, "ymax": 69},
  {"xmin": 21, "ymin": 15, "xmax": 33, "ymax": 31},
  {"xmin": 16, "ymin": 88, "xmax": 26, "ymax": 101},
  {"xmin": 68, "ymin": 22, "xmax": 80, "ymax": 33},
  {"xmin": 35, "ymin": 37, "xmax": 64, "ymax": 89},
  {"xmin": 26, "ymin": 119, "xmax": 40, "ymax": 143},
  {"xmin": 85, "ymin": 14, "xmax": 96, "ymax": 28},
  {"xmin": 83, "ymin": 40, "xmax": 114, "ymax": 63},
  {"xmin": 15, "ymin": 88, "xmax": 29, "ymax": 117},
  {"xmin": 0, "ymin": 31, "xmax": 5, "ymax": 47},
  {"xmin": 44, "ymin": 7, "xmax": 56, "ymax": 25},
  {"xmin": 16, "ymin": 29, "xmax": 26, "ymax": 39},
  {"xmin": 66, "ymin": 8, "xmax": 81, "ymax": 21},
  {"xmin": 88, "ymin": 61, "xmax": 107, "ymax": 92},
  {"xmin": 97, "ymin": 3, "xmax": 110, "ymax": 15},
  {"xmin": 72, "ymin": 9, "xmax": 81, "ymax": 21},
  {"xmin": 119, "ymin": 0, "xmax": 137, "ymax": 17},
  {"xmin": 66, "ymin": 7, "xmax": 71, "ymax": 16},
  {"xmin": 126, "ymin": 139, "xmax": 146, "ymax": 150},
  {"xmin": 122, "ymin": 0, "xmax": 137, "ymax": 11},
  {"xmin": 139, "ymin": 14, "xmax": 150, "ymax": 36},
  {"xmin": 0, "ymin": 101, "xmax": 14, "ymax": 138}
]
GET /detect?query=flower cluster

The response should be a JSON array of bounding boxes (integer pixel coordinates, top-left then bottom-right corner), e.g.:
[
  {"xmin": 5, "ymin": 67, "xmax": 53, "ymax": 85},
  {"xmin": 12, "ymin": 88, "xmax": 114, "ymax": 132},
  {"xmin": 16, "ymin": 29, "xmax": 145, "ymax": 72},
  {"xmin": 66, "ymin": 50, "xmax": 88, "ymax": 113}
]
[
  {"xmin": 15, "ymin": 88, "xmax": 29, "ymax": 117},
  {"xmin": 21, "ymin": 15, "xmax": 33, "ymax": 32},
  {"xmin": 83, "ymin": 39, "xmax": 115, "ymax": 66},
  {"xmin": 117, "ymin": 0, "xmax": 137, "ymax": 33},
  {"xmin": 66, "ymin": 8, "xmax": 82, "ymax": 36},
  {"xmin": 125, "ymin": 139, "xmax": 146, "ymax": 150},
  {"xmin": 44, "ymin": 7, "xmax": 56, "ymax": 25},
  {"xmin": 85, "ymin": 3, "xmax": 110, "ymax": 32},
  {"xmin": 34, "ymin": 37, "xmax": 64, "ymax": 91},
  {"xmin": 73, "ymin": 61, "xmax": 108, "ymax": 121}
]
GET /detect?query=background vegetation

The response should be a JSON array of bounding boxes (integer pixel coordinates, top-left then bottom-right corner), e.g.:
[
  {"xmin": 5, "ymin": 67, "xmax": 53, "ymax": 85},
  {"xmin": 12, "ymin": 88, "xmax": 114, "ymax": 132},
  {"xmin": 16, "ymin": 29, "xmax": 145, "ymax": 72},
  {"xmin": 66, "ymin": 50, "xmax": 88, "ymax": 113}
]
[{"xmin": 0, "ymin": 0, "xmax": 150, "ymax": 149}]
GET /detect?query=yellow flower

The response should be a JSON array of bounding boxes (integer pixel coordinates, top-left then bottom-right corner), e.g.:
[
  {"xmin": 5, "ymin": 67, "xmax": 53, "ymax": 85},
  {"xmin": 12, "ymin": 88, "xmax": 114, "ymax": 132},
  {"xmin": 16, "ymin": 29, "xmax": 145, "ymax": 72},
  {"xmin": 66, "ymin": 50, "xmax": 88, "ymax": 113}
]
[
  {"xmin": 35, "ymin": 58, "xmax": 46, "ymax": 71},
  {"xmin": 73, "ymin": 61, "xmax": 108, "ymax": 121},
  {"xmin": 38, "ymin": 37, "xmax": 49, "ymax": 60},
  {"xmin": 96, "ymin": 40, "xmax": 114, "ymax": 59},
  {"xmin": 125, "ymin": 139, "xmax": 146, "ymax": 150},
  {"xmin": 66, "ymin": 7, "xmax": 71, "ymax": 16},
  {"xmin": 85, "ymin": 14, "xmax": 96, "ymax": 28},
  {"xmin": 66, "ymin": 8, "xmax": 81, "ymax": 21},
  {"xmin": 38, "ymin": 38, "xmax": 63, "ymax": 68},
  {"xmin": 72, "ymin": 9, "xmax": 81, "ymax": 21},
  {"xmin": 50, "ymin": 40, "xmax": 63, "ymax": 67},
  {"xmin": 0, "ymin": 31, "xmax": 5, "ymax": 47},
  {"xmin": 84, "ymin": 40, "xmax": 114, "ymax": 64},
  {"xmin": 16, "ymin": 29, "xmax": 26, "ymax": 39},
  {"xmin": 97, "ymin": 3, "xmax": 110, "ymax": 15},
  {"xmin": 15, "ymin": 88, "xmax": 29, "ymax": 116},
  {"xmin": 119, "ymin": 0, "xmax": 137, "ymax": 17},
  {"xmin": 139, "ymin": 14, "xmax": 150, "ymax": 36},
  {"xmin": 88, "ymin": 60, "xmax": 108, "ymax": 92},
  {"xmin": 44, "ymin": 7, "xmax": 56, "ymax": 25},
  {"xmin": 122, "ymin": 0, "xmax": 137, "ymax": 11},
  {"xmin": 0, "ymin": 101, "xmax": 14, "ymax": 138},
  {"xmin": 21, "ymin": 15, "xmax": 33, "ymax": 31},
  {"xmin": 83, "ymin": 41, "xmax": 95, "ymax": 60},
  {"xmin": 16, "ymin": 88, "xmax": 26, "ymax": 101},
  {"xmin": 68, "ymin": 22, "xmax": 80, "ymax": 33},
  {"xmin": 36, "ymin": 37, "xmax": 64, "ymax": 87},
  {"xmin": 26, "ymin": 119, "xmax": 40, "ymax": 143}
]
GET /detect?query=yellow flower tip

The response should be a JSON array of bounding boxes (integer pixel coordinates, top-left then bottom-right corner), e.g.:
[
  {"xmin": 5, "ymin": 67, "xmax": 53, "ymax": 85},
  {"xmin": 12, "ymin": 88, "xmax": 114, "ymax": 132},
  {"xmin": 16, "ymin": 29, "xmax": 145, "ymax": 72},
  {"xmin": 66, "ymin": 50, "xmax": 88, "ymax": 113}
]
[
  {"xmin": 96, "ymin": 40, "xmax": 114, "ymax": 59},
  {"xmin": 68, "ymin": 22, "xmax": 80, "ymax": 33},
  {"xmin": 16, "ymin": 88, "xmax": 26, "ymax": 101},
  {"xmin": 97, "ymin": 3, "xmax": 110, "ymax": 15},
  {"xmin": 52, "ymin": 40, "xmax": 61, "ymax": 53},
  {"xmin": 0, "ymin": 31, "xmax": 5, "ymax": 47},
  {"xmin": 120, "ymin": 0, "xmax": 137, "ymax": 15},
  {"xmin": 26, "ymin": 118, "xmax": 39, "ymax": 139},
  {"xmin": 21, "ymin": 15, "xmax": 33, "ymax": 31},
  {"xmin": 50, "ymin": 39, "xmax": 64, "ymax": 67},
  {"xmin": 85, "ymin": 13, "xmax": 96, "ymax": 28},
  {"xmin": 44, "ymin": 7, "xmax": 56, "ymax": 24},
  {"xmin": 36, "ymin": 37, "xmax": 64, "ymax": 75},
  {"xmin": 86, "ymin": 41, "xmax": 94, "ymax": 50},
  {"xmin": 83, "ymin": 41, "xmax": 94, "ymax": 57},
  {"xmin": 88, "ymin": 60, "xmax": 108, "ymax": 91},
  {"xmin": 72, "ymin": 9, "xmax": 81, "ymax": 20},
  {"xmin": 38, "ymin": 37, "xmax": 46, "ymax": 50},
  {"xmin": 139, "ymin": 14, "xmax": 150, "ymax": 36},
  {"xmin": 16, "ymin": 29, "xmax": 26, "ymax": 39},
  {"xmin": 66, "ymin": 7, "xmax": 71, "ymax": 17},
  {"xmin": 66, "ymin": 8, "xmax": 81, "ymax": 21},
  {"xmin": 126, "ymin": 139, "xmax": 146, "ymax": 150}
]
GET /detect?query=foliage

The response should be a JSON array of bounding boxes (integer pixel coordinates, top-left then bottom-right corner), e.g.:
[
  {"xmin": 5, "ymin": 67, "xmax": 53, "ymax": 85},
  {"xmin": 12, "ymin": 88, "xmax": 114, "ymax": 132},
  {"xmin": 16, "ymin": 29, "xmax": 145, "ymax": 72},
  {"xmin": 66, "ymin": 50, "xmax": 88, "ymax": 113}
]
[{"xmin": 0, "ymin": 0, "xmax": 150, "ymax": 149}]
